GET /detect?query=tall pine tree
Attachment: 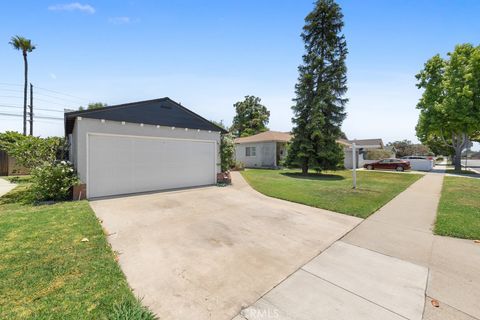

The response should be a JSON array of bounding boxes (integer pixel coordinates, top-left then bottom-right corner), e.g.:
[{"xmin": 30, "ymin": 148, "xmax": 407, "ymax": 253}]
[{"xmin": 287, "ymin": 0, "xmax": 348, "ymax": 174}]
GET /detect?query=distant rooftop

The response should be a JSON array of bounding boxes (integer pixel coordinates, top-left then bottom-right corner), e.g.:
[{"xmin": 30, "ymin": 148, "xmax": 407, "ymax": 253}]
[
  {"xmin": 339, "ymin": 138, "xmax": 384, "ymax": 148},
  {"xmin": 234, "ymin": 131, "xmax": 292, "ymax": 144},
  {"xmin": 235, "ymin": 134, "xmax": 384, "ymax": 148}
]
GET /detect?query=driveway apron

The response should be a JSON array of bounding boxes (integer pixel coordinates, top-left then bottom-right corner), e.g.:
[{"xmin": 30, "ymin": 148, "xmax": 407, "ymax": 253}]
[{"xmin": 90, "ymin": 172, "xmax": 360, "ymax": 320}]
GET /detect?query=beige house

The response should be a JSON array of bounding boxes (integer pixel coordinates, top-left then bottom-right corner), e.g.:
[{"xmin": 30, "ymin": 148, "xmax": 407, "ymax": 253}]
[
  {"xmin": 234, "ymin": 133, "xmax": 387, "ymax": 170},
  {"xmin": 234, "ymin": 131, "xmax": 291, "ymax": 168},
  {"xmin": 339, "ymin": 138, "xmax": 387, "ymax": 169}
]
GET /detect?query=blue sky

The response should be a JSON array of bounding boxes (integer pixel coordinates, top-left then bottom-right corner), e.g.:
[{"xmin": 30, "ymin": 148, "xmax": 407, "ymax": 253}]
[{"xmin": 1, "ymin": 1, "xmax": 479, "ymax": 149}]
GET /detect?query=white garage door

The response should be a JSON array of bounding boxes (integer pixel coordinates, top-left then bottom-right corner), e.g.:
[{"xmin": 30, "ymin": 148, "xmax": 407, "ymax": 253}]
[{"xmin": 87, "ymin": 133, "xmax": 216, "ymax": 198}]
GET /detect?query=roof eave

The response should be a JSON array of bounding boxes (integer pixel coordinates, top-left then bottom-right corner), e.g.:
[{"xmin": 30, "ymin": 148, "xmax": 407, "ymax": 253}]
[{"xmin": 65, "ymin": 116, "xmax": 226, "ymax": 135}]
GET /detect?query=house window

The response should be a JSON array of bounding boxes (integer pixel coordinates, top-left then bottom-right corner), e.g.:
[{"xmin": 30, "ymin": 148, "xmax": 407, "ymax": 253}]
[{"xmin": 246, "ymin": 147, "xmax": 256, "ymax": 157}]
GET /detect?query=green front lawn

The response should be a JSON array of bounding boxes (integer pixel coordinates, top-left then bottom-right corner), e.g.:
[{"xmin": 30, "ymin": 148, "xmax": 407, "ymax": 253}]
[
  {"xmin": 0, "ymin": 186, "xmax": 155, "ymax": 319},
  {"xmin": 241, "ymin": 169, "xmax": 422, "ymax": 218},
  {"xmin": 445, "ymin": 169, "xmax": 480, "ymax": 175},
  {"xmin": 435, "ymin": 176, "xmax": 480, "ymax": 239},
  {"xmin": 3, "ymin": 175, "xmax": 31, "ymax": 184}
]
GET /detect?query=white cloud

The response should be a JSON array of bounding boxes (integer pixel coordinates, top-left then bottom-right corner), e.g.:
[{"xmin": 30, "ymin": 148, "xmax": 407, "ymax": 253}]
[
  {"xmin": 49, "ymin": 73, "xmax": 57, "ymax": 80},
  {"xmin": 108, "ymin": 16, "xmax": 132, "ymax": 25},
  {"xmin": 48, "ymin": 3, "xmax": 95, "ymax": 14}
]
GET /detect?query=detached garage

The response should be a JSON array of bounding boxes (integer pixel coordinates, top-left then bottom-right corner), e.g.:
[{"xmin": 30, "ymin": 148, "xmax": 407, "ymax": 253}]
[{"xmin": 65, "ymin": 98, "xmax": 226, "ymax": 198}]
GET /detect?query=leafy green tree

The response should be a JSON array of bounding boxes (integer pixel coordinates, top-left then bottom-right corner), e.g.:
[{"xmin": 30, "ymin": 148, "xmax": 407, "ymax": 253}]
[
  {"xmin": 231, "ymin": 96, "xmax": 270, "ymax": 137},
  {"xmin": 427, "ymin": 138, "xmax": 455, "ymax": 158},
  {"xmin": 339, "ymin": 131, "xmax": 348, "ymax": 140},
  {"xmin": 211, "ymin": 120, "xmax": 235, "ymax": 172},
  {"xmin": 9, "ymin": 36, "xmax": 36, "ymax": 136},
  {"xmin": 416, "ymin": 44, "xmax": 480, "ymax": 172},
  {"xmin": 79, "ymin": 102, "xmax": 107, "ymax": 111},
  {"xmin": 286, "ymin": 0, "xmax": 348, "ymax": 174},
  {"xmin": 386, "ymin": 140, "xmax": 431, "ymax": 157},
  {"xmin": 365, "ymin": 149, "xmax": 395, "ymax": 160}
]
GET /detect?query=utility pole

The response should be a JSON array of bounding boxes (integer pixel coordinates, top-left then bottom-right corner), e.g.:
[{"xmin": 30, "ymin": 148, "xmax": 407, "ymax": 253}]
[
  {"xmin": 352, "ymin": 142, "xmax": 357, "ymax": 189},
  {"xmin": 29, "ymin": 83, "xmax": 33, "ymax": 136}
]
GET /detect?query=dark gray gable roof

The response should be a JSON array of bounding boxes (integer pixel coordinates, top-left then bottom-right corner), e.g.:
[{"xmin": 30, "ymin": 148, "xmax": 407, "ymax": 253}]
[{"xmin": 64, "ymin": 97, "xmax": 227, "ymax": 135}]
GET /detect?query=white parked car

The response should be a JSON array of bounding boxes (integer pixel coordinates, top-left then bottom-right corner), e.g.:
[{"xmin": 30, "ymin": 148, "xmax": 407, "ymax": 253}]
[{"xmin": 401, "ymin": 156, "xmax": 434, "ymax": 171}]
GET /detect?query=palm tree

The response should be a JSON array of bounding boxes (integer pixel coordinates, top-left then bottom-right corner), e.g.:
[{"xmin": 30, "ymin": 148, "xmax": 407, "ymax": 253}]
[{"xmin": 9, "ymin": 35, "xmax": 36, "ymax": 136}]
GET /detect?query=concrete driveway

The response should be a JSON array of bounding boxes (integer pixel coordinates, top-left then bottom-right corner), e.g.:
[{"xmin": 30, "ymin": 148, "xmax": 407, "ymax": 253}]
[
  {"xmin": 90, "ymin": 172, "xmax": 361, "ymax": 320},
  {"xmin": 0, "ymin": 178, "xmax": 16, "ymax": 197}
]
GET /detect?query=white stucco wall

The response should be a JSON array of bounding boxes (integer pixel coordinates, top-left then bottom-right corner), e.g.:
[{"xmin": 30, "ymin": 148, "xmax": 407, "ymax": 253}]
[
  {"xmin": 344, "ymin": 149, "xmax": 365, "ymax": 169},
  {"xmin": 70, "ymin": 117, "xmax": 221, "ymax": 183},
  {"xmin": 235, "ymin": 142, "xmax": 276, "ymax": 168}
]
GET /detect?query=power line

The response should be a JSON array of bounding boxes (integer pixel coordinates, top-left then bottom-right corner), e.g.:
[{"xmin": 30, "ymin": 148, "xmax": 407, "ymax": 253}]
[
  {"xmin": 1, "ymin": 84, "xmax": 86, "ymax": 132},
  {"xmin": 0, "ymin": 112, "xmax": 63, "ymax": 120},
  {"xmin": 0, "ymin": 86, "xmax": 87, "ymax": 104},
  {"xmin": 0, "ymin": 95, "xmax": 23, "ymax": 99},
  {"xmin": 0, "ymin": 88, "xmax": 23, "ymax": 93},
  {"xmin": 34, "ymin": 113, "xmax": 64, "ymax": 120},
  {"xmin": 0, "ymin": 95, "xmax": 71, "ymax": 108},
  {"xmin": 0, "ymin": 83, "xmax": 22, "ymax": 87},
  {"xmin": 0, "ymin": 104, "xmax": 20, "ymax": 108},
  {"xmin": 32, "ymin": 97, "xmax": 75, "ymax": 107},
  {"xmin": 34, "ymin": 91, "xmax": 87, "ymax": 104},
  {"xmin": 35, "ymin": 86, "xmax": 88, "ymax": 101},
  {"xmin": 0, "ymin": 103, "xmax": 69, "ymax": 112},
  {"xmin": 34, "ymin": 119, "xmax": 65, "ymax": 125},
  {"xmin": 0, "ymin": 104, "xmax": 64, "ymax": 113}
]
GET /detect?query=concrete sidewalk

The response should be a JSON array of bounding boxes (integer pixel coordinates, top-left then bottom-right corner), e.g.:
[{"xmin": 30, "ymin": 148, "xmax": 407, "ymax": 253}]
[
  {"xmin": 0, "ymin": 177, "xmax": 16, "ymax": 197},
  {"xmin": 343, "ymin": 173, "xmax": 444, "ymax": 266},
  {"xmin": 240, "ymin": 171, "xmax": 480, "ymax": 320},
  {"xmin": 241, "ymin": 241, "xmax": 428, "ymax": 320},
  {"xmin": 344, "ymin": 172, "xmax": 480, "ymax": 320}
]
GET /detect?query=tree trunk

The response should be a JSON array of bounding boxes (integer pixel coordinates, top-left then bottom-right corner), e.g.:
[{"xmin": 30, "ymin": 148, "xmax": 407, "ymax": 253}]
[
  {"xmin": 441, "ymin": 131, "xmax": 467, "ymax": 173},
  {"xmin": 23, "ymin": 52, "xmax": 28, "ymax": 136},
  {"xmin": 301, "ymin": 160, "xmax": 308, "ymax": 174},
  {"xmin": 453, "ymin": 147, "xmax": 462, "ymax": 172}
]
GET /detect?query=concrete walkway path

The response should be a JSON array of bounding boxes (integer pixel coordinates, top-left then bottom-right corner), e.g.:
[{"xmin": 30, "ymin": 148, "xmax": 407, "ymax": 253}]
[
  {"xmin": 240, "ymin": 171, "xmax": 480, "ymax": 320},
  {"xmin": 0, "ymin": 177, "xmax": 16, "ymax": 197}
]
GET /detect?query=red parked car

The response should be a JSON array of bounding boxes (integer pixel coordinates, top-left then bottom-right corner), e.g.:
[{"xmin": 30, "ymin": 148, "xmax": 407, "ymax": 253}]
[{"xmin": 364, "ymin": 158, "xmax": 411, "ymax": 171}]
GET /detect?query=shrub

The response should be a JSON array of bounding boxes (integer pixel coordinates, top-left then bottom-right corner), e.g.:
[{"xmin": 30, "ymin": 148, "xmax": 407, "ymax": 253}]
[
  {"xmin": 6, "ymin": 176, "xmax": 21, "ymax": 184},
  {"xmin": 5, "ymin": 175, "xmax": 31, "ymax": 184},
  {"xmin": 220, "ymin": 133, "xmax": 235, "ymax": 172},
  {"xmin": 364, "ymin": 149, "xmax": 394, "ymax": 160},
  {"xmin": 0, "ymin": 132, "xmax": 68, "ymax": 169},
  {"xmin": 232, "ymin": 161, "xmax": 245, "ymax": 171},
  {"xmin": 0, "ymin": 131, "xmax": 24, "ymax": 151},
  {"xmin": 30, "ymin": 161, "xmax": 79, "ymax": 201}
]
